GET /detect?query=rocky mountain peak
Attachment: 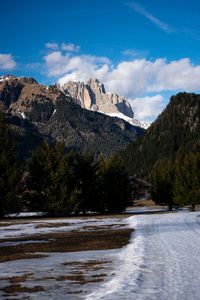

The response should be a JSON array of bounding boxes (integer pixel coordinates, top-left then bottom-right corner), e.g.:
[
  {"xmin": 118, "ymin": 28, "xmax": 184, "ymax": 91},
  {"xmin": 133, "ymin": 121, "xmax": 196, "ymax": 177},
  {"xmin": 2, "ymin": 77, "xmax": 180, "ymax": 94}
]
[
  {"xmin": 0, "ymin": 74, "xmax": 144, "ymax": 158},
  {"xmin": 59, "ymin": 79, "xmax": 134, "ymax": 118},
  {"xmin": 88, "ymin": 78, "xmax": 106, "ymax": 94}
]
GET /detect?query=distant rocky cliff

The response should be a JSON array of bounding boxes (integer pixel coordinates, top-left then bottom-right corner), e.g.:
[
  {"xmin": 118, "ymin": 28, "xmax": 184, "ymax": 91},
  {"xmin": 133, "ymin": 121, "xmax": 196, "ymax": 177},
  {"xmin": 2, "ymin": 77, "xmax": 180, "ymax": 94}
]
[
  {"xmin": 0, "ymin": 75, "xmax": 144, "ymax": 158},
  {"xmin": 59, "ymin": 78, "xmax": 134, "ymax": 118}
]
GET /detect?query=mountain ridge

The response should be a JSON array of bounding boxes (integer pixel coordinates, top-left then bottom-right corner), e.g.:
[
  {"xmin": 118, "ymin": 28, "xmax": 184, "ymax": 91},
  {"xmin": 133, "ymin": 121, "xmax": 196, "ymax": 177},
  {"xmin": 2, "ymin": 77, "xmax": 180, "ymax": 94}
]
[
  {"xmin": 0, "ymin": 75, "xmax": 144, "ymax": 158},
  {"xmin": 58, "ymin": 78, "xmax": 149, "ymax": 129},
  {"xmin": 120, "ymin": 92, "xmax": 200, "ymax": 177}
]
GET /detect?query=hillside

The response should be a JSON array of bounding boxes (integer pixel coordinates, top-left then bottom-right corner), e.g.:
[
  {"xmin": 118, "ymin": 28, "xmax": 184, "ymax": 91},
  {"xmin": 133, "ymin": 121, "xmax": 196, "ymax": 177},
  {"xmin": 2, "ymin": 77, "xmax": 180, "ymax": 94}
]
[
  {"xmin": 59, "ymin": 78, "xmax": 149, "ymax": 129},
  {"xmin": 0, "ymin": 75, "xmax": 144, "ymax": 158},
  {"xmin": 121, "ymin": 92, "xmax": 200, "ymax": 177}
]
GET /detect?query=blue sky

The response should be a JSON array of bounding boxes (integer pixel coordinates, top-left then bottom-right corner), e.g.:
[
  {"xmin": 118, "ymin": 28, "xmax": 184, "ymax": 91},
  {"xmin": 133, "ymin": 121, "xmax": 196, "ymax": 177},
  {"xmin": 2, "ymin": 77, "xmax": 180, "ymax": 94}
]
[{"xmin": 1, "ymin": 0, "xmax": 200, "ymax": 122}]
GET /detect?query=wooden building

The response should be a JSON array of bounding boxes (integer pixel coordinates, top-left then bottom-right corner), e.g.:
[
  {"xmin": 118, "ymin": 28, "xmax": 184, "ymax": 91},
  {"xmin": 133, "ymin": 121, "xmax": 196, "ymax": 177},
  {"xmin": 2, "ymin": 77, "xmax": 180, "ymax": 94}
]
[{"xmin": 129, "ymin": 176, "xmax": 153, "ymax": 200}]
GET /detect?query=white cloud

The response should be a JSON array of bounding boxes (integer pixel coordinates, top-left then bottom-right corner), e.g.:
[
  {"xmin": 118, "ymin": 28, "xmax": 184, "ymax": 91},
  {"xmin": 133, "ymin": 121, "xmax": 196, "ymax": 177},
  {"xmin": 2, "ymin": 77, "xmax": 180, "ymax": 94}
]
[
  {"xmin": 104, "ymin": 58, "xmax": 200, "ymax": 98},
  {"xmin": 44, "ymin": 51, "xmax": 110, "ymax": 80},
  {"xmin": 128, "ymin": 2, "xmax": 173, "ymax": 33},
  {"xmin": 0, "ymin": 54, "xmax": 16, "ymax": 70},
  {"xmin": 121, "ymin": 48, "xmax": 149, "ymax": 58},
  {"xmin": 45, "ymin": 42, "xmax": 59, "ymax": 50},
  {"xmin": 43, "ymin": 50, "xmax": 200, "ymax": 121},
  {"xmin": 45, "ymin": 42, "xmax": 80, "ymax": 52},
  {"xmin": 130, "ymin": 95, "xmax": 165, "ymax": 121},
  {"xmin": 44, "ymin": 53, "xmax": 200, "ymax": 98},
  {"xmin": 61, "ymin": 43, "xmax": 80, "ymax": 52}
]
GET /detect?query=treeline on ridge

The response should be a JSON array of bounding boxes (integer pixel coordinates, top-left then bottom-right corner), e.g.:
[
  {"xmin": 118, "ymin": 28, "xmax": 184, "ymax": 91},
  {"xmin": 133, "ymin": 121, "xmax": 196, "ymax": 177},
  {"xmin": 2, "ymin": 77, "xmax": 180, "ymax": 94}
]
[
  {"xmin": 0, "ymin": 114, "xmax": 131, "ymax": 217},
  {"xmin": 120, "ymin": 92, "xmax": 200, "ymax": 210},
  {"xmin": 121, "ymin": 92, "xmax": 200, "ymax": 178}
]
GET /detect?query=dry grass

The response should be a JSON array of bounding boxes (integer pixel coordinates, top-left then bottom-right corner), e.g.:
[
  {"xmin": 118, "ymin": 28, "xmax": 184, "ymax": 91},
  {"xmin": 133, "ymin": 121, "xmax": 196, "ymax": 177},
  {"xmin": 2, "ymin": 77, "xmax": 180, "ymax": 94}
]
[
  {"xmin": 35, "ymin": 222, "xmax": 71, "ymax": 228},
  {"xmin": 0, "ymin": 228, "xmax": 133, "ymax": 263},
  {"xmin": 57, "ymin": 273, "xmax": 105, "ymax": 285},
  {"xmin": 0, "ymin": 253, "xmax": 48, "ymax": 263},
  {"xmin": 9, "ymin": 273, "xmax": 34, "ymax": 284},
  {"xmin": 0, "ymin": 222, "xmax": 12, "ymax": 227},
  {"xmin": 1, "ymin": 284, "xmax": 45, "ymax": 293}
]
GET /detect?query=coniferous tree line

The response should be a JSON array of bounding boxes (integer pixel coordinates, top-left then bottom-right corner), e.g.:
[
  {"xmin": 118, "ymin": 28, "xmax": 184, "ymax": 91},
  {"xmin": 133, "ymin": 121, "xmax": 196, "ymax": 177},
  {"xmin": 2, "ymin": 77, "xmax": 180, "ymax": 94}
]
[
  {"xmin": 149, "ymin": 152, "xmax": 200, "ymax": 211},
  {"xmin": 1, "ymin": 110, "xmax": 199, "ymax": 217},
  {"xmin": 0, "ymin": 114, "xmax": 22, "ymax": 217},
  {"xmin": 121, "ymin": 93, "xmax": 200, "ymax": 178},
  {"xmin": 0, "ymin": 114, "xmax": 131, "ymax": 217}
]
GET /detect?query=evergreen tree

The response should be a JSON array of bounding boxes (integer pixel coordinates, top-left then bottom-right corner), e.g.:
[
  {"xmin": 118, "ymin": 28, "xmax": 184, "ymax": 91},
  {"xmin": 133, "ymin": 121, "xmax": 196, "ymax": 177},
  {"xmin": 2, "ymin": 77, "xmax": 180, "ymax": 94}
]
[
  {"xmin": 98, "ymin": 156, "xmax": 131, "ymax": 213},
  {"xmin": 173, "ymin": 152, "xmax": 200, "ymax": 211},
  {"xmin": 0, "ymin": 114, "xmax": 21, "ymax": 217},
  {"xmin": 26, "ymin": 141, "xmax": 79, "ymax": 214},
  {"xmin": 149, "ymin": 158, "xmax": 175, "ymax": 210},
  {"xmin": 25, "ymin": 140, "xmax": 53, "ymax": 211},
  {"xmin": 72, "ymin": 153, "xmax": 100, "ymax": 214}
]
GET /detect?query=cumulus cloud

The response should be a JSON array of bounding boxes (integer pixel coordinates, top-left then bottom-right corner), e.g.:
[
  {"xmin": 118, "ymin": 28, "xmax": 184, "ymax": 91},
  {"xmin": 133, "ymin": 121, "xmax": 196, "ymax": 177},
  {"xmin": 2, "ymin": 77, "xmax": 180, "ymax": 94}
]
[
  {"xmin": 44, "ymin": 51, "xmax": 110, "ymax": 80},
  {"xmin": 0, "ymin": 54, "xmax": 16, "ymax": 70},
  {"xmin": 61, "ymin": 43, "xmax": 80, "ymax": 52},
  {"xmin": 45, "ymin": 42, "xmax": 80, "ymax": 52},
  {"xmin": 45, "ymin": 42, "xmax": 59, "ymax": 50},
  {"xmin": 43, "ymin": 50, "xmax": 200, "ymax": 121},
  {"xmin": 105, "ymin": 58, "xmax": 200, "ymax": 97},
  {"xmin": 45, "ymin": 56, "xmax": 200, "ymax": 99},
  {"xmin": 130, "ymin": 95, "xmax": 165, "ymax": 121}
]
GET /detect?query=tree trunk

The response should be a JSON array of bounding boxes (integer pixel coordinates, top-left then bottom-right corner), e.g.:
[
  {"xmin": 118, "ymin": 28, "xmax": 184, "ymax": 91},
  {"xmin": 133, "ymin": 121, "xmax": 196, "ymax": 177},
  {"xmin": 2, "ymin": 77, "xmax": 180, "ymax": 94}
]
[{"xmin": 191, "ymin": 204, "xmax": 196, "ymax": 212}]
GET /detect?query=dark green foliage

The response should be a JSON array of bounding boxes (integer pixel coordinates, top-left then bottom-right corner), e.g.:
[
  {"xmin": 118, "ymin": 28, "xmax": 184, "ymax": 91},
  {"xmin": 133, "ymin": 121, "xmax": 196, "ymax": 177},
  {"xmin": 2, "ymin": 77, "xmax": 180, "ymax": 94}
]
[
  {"xmin": 121, "ymin": 93, "xmax": 200, "ymax": 177},
  {"xmin": 25, "ymin": 142, "xmax": 131, "ymax": 215},
  {"xmin": 0, "ymin": 114, "xmax": 21, "ymax": 217},
  {"xmin": 70, "ymin": 153, "xmax": 100, "ymax": 214},
  {"xmin": 149, "ymin": 153, "xmax": 200, "ymax": 211},
  {"xmin": 26, "ymin": 141, "xmax": 78, "ymax": 215},
  {"xmin": 173, "ymin": 152, "xmax": 200, "ymax": 210},
  {"xmin": 42, "ymin": 99, "xmax": 144, "ymax": 159},
  {"xmin": 98, "ymin": 156, "xmax": 131, "ymax": 213},
  {"xmin": 149, "ymin": 159, "xmax": 175, "ymax": 210}
]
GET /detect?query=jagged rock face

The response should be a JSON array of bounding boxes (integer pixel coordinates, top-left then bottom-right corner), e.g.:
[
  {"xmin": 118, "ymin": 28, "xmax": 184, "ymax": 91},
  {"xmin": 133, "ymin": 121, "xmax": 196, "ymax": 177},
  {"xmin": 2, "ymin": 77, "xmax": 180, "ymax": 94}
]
[
  {"xmin": 59, "ymin": 79, "xmax": 134, "ymax": 118},
  {"xmin": 60, "ymin": 81, "xmax": 91, "ymax": 109},
  {"xmin": 0, "ymin": 75, "xmax": 144, "ymax": 158}
]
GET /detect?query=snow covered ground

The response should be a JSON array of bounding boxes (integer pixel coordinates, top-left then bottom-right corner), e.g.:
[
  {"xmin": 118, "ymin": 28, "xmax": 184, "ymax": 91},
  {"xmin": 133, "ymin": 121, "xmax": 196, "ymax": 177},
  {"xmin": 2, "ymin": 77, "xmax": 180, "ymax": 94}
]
[
  {"xmin": 0, "ymin": 217, "xmax": 130, "ymax": 299},
  {"xmin": 87, "ymin": 212, "xmax": 200, "ymax": 300},
  {"xmin": 1, "ymin": 212, "xmax": 200, "ymax": 299}
]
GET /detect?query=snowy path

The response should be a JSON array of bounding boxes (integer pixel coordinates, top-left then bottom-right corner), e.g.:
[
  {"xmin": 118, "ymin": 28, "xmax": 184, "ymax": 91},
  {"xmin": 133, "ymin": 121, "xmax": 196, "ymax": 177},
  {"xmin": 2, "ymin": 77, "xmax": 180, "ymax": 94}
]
[{"xmin": 88, "ymin": 212, "xmax": 200, "ymax": 300}]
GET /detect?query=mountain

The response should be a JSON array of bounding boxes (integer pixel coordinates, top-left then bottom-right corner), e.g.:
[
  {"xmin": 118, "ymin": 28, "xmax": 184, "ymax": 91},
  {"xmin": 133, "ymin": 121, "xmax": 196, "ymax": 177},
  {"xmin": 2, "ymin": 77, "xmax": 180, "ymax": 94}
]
[
  {"xmin": 59, "ymin": 79, "xmax": 149, "ymax": 129},
  {"xmin": 120, "ymin": 92, "xmax": 200, "ymax": 177},
  {"xmin": 0, "ymin": 75, "xmax": 144, "ymax": 158}
]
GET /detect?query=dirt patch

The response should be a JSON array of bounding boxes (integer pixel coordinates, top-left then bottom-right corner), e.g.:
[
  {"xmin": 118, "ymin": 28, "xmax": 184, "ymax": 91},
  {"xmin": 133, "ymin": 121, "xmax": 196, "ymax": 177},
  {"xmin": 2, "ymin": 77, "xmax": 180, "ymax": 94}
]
[
  {"xmin": 63, "ymin": 259, "xmax": 111, "ymax": 271},
  {"xmin": 57, "ymin": 274, "xmax": 85, "ymax": 283},
  {"xmin": 0, "ymin": 253, "xmax": 48, "ymax": 263},
  {"xmin": 1, "ymin": 284, "xmax": 45, "ymax": 293},
  {"xmin": 9, "ymin": 273, "xmax": 34, "ymax": 284},
  {"xmin": 0, "ymin": 222, "xmax": 12, "ymax": 227},
  {"xmin": 0, "ymin": 228, "xmax": 133, "ymax": 263},
  {"xmin": 81, "ymin": 224, "xmax": 127, "ymax": 231},
  {"xmin": 57, "ymin": 273, "xmax": 104, "ymax": 285},
  {"xmin": 35, "ymin": 222, "xmax": 71, "ymax": 228}
]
